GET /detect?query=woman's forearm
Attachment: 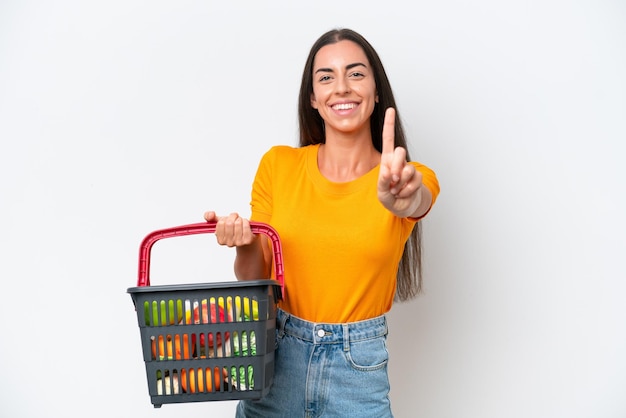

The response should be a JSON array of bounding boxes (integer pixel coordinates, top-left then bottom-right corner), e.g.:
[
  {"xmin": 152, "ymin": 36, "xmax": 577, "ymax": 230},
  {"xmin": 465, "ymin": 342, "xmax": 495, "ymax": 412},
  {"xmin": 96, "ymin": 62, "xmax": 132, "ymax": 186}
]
[{"xmin": 234, "ymin": 236, "xmax": 272, "ymax": 280}]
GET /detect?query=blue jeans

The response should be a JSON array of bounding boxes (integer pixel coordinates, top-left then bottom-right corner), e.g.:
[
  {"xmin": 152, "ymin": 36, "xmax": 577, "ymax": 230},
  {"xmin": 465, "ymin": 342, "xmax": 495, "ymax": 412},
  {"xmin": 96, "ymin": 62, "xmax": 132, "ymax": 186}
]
[{"xmin": 236, "ymin": 309, "xmax": 393, "ymax": 418}]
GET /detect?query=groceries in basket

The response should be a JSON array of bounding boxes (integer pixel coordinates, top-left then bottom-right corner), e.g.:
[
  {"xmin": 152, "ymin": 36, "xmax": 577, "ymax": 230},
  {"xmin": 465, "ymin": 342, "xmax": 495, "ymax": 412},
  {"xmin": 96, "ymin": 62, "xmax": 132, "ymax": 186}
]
[
  {"xmin": 148, "ymin": 296, "xmax": 258, "ymax": 394},
  {"xmin": 151, "ymin": 334, "xmax": 191, "ymax": 360},
  {"xmin": 184, "ymin": 298, "xmax": 232, "ymax": 355},
  {"xmin": 231, "ymin": 330, "xmax": 256, "ymax": 390},
  {"xmin": 156, "ymin": 372, "xmax": 180, "ymax": 395},
  {"xmin": 180, "ymin": 367, "xmax": 230, "ymax": 393}
]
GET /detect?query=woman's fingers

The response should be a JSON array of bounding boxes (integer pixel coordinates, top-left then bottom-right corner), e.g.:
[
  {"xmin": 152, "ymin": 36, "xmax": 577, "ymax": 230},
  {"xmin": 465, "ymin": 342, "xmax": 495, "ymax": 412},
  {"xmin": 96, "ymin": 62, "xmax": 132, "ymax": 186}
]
[
  {"xmin": 239, "ymin": 217, "xmax": 256, "ymax": 245},
  {"xmin": 204, "ymin": 210, "xmax": 217, "ymax": 222},
  {"xmin": 214, "ymin": 214, "xmax": 228, "ymax": 245},
  {"xmin": 389, "ymin": 146, "xmax": 407, "ymax": 185},
  {"xmin": 379, "ymin": 107, "xmax": 409, "ymax": 190},
  {"xmin": 392, "ymin": 165, "xmax": 422, "ymax": 198},
  {"xmin": 211, "ymin": 212, "xmax": 254, "ymax": 247},
  {"xmin": 220, "ymin": 213, "xmax": 240, "ymax": 247},
  {"xmin": 381, "ymin": 108, "xmax": 396, "ymax": 157}
]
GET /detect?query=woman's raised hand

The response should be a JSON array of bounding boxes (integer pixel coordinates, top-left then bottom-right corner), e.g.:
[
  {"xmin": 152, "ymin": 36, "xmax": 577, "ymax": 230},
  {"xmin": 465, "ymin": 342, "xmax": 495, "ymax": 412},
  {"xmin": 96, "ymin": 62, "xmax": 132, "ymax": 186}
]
[
  {"xmin": 203, "ymin": 211, "xmax": 256, "ymax": 247},
  {"xmin": 377, "ymin": 108, "xmax": 423, "ymax": 218}
]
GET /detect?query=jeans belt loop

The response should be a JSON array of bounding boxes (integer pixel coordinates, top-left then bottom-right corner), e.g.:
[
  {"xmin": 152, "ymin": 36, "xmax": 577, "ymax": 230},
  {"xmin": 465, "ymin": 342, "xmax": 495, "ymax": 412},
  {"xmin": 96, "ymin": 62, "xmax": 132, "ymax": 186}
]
[
  {"xmin": 277, "ymin": 311, "xmax": 289, "ymax": 338},
  {"xmin": 343, "ymin": 324, "xmax": 350, "ymax": 351}
]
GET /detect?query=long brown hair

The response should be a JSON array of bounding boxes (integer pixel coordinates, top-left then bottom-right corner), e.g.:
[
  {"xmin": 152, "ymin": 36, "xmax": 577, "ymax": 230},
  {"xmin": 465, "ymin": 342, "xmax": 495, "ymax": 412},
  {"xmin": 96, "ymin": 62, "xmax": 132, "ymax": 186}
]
[{"xmin": 297, "ymin": 28, "xmax": 424, "ymax": 300}]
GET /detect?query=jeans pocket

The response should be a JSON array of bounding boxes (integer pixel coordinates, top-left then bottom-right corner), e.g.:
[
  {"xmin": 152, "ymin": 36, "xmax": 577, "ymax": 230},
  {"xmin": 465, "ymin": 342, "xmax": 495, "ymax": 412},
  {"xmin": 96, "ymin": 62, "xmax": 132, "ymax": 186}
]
[{"xmin": 345, "ymin": 336, "xmax": 389, "ymax": 371}]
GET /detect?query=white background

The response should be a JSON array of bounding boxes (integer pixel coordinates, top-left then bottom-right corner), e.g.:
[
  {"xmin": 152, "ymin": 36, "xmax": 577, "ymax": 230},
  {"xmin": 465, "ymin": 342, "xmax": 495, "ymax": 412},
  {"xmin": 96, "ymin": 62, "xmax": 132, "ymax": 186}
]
[{"xmin": 1, "ymin": 1, "xmax": 625, "ymax": 417}]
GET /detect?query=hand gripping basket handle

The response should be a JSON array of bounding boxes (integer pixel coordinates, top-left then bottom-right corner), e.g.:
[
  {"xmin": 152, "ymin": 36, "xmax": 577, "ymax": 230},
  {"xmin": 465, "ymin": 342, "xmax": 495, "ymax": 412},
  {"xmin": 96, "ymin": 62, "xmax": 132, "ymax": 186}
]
[{"xmin": 136, "ymin": 221, "xmax": 284, "ymax": 294}]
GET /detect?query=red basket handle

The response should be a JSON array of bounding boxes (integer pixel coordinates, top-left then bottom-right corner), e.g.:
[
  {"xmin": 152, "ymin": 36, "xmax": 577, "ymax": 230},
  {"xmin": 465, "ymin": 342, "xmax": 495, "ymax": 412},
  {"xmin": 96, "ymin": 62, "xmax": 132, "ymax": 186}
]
[{"xmin": 137, "ymin": 221, "xmax": 284, "ymax": 293}]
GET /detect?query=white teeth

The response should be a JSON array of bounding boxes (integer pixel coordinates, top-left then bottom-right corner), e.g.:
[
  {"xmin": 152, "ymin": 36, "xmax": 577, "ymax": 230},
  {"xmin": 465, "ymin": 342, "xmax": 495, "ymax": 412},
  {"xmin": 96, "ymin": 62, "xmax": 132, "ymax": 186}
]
[{"xmin": 332, "ymin": 103, "xmax": 356, "ymax": 110}]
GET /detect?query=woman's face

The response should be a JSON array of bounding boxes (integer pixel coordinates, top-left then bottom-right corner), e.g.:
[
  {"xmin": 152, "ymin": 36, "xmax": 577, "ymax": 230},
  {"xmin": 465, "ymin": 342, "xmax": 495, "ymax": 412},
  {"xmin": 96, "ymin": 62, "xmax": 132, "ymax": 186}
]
[{"xmin": 310, "ymin": 40, "xmax": 378, "ymax": 138}]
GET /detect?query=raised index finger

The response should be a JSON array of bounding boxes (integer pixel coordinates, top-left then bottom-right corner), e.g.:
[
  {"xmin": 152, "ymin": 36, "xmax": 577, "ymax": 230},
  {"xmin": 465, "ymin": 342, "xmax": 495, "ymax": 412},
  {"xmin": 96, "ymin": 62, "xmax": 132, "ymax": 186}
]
[{"xmin": 382, "ymin": 107, "xmax": 396, "ymax": 156}]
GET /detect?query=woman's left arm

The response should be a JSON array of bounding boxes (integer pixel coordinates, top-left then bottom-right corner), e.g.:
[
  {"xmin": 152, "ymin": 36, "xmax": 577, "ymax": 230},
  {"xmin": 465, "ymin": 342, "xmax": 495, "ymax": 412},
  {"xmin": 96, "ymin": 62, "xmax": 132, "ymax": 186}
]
[{"xmin": 377, "ymin": 108, "xmax": 436, "ymax": 219}]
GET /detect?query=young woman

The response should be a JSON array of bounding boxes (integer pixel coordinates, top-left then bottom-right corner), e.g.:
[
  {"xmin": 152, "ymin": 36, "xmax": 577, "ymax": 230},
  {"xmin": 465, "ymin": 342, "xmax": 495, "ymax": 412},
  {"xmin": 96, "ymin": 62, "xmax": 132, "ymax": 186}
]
[{"xmin": 205, "ymin": 28, "xmax": 439, "ymax": 418}]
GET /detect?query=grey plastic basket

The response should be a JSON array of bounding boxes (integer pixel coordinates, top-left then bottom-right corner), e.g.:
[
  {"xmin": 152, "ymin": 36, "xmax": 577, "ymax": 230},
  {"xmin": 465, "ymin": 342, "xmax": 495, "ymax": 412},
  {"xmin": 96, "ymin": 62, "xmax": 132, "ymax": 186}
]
[{"xmin": 127, "ymin": 222, "xmax": 283, "ymax": 408}]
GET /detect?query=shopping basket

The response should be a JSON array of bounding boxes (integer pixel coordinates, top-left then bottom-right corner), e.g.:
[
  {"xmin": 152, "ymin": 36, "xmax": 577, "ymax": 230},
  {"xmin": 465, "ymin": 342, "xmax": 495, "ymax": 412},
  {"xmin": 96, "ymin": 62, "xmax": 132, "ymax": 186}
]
[{"xmin": 127, "ymin": 221, "xmax": 284, "ymax": 408}]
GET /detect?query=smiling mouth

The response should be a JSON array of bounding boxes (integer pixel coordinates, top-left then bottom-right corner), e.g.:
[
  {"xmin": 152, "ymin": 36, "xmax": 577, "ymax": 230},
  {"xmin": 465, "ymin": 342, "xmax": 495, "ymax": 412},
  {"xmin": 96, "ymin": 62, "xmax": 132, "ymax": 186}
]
[{"xmin": 331, "ymin": 103, "xmax": 357, "ymax": 110}]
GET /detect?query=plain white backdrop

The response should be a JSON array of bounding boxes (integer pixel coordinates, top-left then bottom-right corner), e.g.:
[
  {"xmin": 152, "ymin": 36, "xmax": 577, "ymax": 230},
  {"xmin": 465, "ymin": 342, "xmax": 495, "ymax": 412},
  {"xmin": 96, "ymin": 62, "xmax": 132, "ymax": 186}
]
[{"xmin": 1, "ymin": 1, "xmax": 625, "ymax": 417}]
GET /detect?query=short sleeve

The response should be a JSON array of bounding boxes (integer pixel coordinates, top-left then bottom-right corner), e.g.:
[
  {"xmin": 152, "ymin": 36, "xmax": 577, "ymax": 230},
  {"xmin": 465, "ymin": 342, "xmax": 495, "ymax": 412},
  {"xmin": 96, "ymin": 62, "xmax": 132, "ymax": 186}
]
[
  {"xmin": 410, "ymin": 161, "xmax": 440, "ymax": 220},
  {"xmin": 249, "ymin": 147, "xmax": 276, "ymax": 224}
]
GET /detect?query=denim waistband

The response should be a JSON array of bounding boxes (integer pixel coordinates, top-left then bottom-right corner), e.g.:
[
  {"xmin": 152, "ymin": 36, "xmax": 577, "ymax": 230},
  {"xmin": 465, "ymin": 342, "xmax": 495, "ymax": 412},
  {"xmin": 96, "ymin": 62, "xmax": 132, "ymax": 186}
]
[{"xmin": 276, "ymin": 308, "xmax": 388, "ymax": 347}]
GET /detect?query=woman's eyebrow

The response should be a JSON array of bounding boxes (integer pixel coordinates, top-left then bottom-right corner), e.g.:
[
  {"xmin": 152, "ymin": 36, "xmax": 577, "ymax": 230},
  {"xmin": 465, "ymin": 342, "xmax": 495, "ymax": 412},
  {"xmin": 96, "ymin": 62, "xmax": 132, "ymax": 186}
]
[
  {"xmin": 314, "ymin": 62, "xmax": 368, "ymax": 74},
  {"xmin": 346, "ymin": 62, "xmax": 367, "ymax": 70}
]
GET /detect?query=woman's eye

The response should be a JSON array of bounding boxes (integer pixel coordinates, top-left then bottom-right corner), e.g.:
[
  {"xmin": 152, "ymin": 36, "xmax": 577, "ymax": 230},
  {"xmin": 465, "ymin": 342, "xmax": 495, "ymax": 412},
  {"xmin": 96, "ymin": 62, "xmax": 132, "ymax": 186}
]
[
  {"xmin": 350, "ymin": 72, "xmax": 364, "ymax": 78},
  {"xmin": 319, "ymin": 75, "xmax": 331, "ymax": 82}
]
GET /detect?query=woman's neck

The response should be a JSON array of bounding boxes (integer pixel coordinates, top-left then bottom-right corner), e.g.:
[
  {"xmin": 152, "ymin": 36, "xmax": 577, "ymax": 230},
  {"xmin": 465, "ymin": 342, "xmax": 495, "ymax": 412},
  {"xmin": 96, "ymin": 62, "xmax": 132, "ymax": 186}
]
[{"xmin": 317, "ymin": 138, "xmax": 380, "ymax": 183}]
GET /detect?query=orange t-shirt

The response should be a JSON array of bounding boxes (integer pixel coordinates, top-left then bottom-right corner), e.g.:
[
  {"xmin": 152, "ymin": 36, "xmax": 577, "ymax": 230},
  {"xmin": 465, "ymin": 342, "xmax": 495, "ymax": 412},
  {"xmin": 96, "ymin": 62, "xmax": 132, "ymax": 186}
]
[{"xmin": 250, "ymin": 144, "xmax": 439, "ymax": 323}]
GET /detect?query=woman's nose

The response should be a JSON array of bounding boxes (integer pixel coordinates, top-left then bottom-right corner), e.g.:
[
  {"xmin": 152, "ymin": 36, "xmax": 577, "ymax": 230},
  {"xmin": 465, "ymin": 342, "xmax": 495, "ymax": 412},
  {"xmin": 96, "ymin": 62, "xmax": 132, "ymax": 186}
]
[{"xmin": 334, "ymin": 76, "xmax": 350, "ymax": 94}]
